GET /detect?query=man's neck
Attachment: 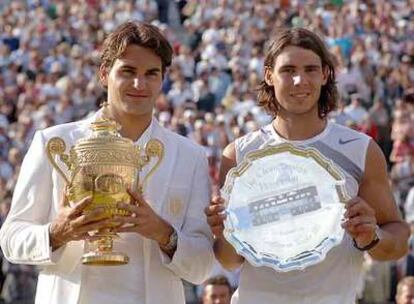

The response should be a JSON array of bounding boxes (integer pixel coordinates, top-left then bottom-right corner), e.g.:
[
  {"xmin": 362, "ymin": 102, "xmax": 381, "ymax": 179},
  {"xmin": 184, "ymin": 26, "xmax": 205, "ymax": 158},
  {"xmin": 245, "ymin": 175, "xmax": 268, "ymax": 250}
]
[
  {"xmin": 272, "ymin": 115, "xmax": 327, "ymax": 141},
  {"xmin": 120, "ymin": 118, "xmax": 152, "ymax": 142}
]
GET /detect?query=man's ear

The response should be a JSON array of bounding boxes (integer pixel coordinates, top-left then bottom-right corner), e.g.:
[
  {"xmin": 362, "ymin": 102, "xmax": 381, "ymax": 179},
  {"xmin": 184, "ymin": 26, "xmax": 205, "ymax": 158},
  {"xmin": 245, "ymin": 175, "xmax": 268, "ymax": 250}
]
[
  {"xmin": 322, "ymin": 66, "xmax": 328, "ymax": 86},
  {"xmin": 264, "ymin": 67, "xmax": 273, "ymax": 86},
  {"xmin": 99, "ymin": 65, "xmax": 108, "ymax": 88}
]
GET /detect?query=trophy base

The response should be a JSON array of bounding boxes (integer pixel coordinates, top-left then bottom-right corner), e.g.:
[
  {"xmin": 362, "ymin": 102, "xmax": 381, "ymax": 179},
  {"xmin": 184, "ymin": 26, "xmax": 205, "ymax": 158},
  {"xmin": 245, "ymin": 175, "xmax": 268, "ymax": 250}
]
[{"xmin": 82, "ymin": 251, "xmax": 129, "ymax": 266}]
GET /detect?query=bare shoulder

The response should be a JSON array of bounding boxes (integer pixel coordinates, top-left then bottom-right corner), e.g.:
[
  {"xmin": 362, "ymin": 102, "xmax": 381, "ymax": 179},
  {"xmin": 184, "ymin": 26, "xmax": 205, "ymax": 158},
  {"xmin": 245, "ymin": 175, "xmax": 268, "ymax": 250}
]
[
  {"xmin": 222, "ymin": 142, "xmax": 236, "ymax": 160},
  {"xmin": 363, "ymin": 139, "xmax": 388, "ymax": 180},
  {"xmin": 219, "ymin": 142, "xmax": 237, "ymax": 187}
]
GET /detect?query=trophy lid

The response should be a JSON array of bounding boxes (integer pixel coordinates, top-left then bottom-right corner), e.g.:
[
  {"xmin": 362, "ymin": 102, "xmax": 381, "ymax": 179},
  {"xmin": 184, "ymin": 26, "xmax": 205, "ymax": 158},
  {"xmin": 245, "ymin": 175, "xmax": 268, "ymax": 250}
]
[
  {"xmin": 71, "ymin": 117, "xmax": 141, "ymax": 167},
  {"xmin": 90, "ymin": 118, "xmax": 120, "ymax": 134}
]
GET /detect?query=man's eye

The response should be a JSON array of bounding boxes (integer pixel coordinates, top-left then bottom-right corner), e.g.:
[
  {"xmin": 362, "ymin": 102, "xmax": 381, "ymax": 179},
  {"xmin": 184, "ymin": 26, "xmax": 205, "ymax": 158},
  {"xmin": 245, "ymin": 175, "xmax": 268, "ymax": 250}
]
[
  {"xmin": 122, "ymin": 70, "xmax": 134, "ymax": 76},
  {"xmin": 146, "ymin": 72, "xmax": 159, "ymax": 78}
]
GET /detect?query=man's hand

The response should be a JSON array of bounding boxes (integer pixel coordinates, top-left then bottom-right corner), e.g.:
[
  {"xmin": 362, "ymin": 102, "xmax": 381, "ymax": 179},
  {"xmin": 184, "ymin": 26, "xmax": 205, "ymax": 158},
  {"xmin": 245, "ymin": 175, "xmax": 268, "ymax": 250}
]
[
  {"xmin": 49, "ymin": 195, "xmax": 114, "ymax": 251},
  {"xmin": 342, "ymin": 197, "xmax": 377, "ymax": 248},
  {"xmin": 204, "ymin": 196, "xmax": 244, "ymax": 269},
  {"xmin": 113, "ymin": 189, "xmax": 174, "ymax": 247},
  {"xmin": 204, "ymin": 196, "xmax": 226, "ymax": 239}
]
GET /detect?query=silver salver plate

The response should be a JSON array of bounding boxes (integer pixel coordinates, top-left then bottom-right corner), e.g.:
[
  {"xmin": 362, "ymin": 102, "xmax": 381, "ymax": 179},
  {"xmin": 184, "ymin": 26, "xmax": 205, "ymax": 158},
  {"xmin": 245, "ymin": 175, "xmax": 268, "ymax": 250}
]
[{"xmin": 221, "ymin": 143, "xmax": 350, "ymax": 272}]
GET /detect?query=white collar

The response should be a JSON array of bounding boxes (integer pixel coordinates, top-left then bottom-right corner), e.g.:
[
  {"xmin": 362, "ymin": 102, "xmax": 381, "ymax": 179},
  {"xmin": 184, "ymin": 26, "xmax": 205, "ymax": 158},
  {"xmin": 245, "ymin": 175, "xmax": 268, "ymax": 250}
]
[{"xmin": 134, "ymin": 118, "xmax": 154, "ymax": 146}]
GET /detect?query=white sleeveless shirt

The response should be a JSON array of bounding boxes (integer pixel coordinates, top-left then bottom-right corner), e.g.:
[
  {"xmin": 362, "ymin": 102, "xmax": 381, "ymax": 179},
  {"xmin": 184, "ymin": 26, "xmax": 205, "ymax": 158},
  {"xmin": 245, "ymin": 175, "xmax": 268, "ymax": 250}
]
[{"xmin": 232, "ymin": 121, "xmax": 371, "ymax": 304}]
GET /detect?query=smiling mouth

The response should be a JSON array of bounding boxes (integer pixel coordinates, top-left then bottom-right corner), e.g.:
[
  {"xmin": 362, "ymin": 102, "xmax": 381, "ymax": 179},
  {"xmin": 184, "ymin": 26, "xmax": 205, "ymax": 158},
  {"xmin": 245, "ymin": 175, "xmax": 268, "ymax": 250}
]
[
  {"xmin": 126, "ymin": 93, "xmax": 149, "ymax": 98},
  {"xmin": 290, "ymin": 93, "xmax": 310, "ymax": 98}
]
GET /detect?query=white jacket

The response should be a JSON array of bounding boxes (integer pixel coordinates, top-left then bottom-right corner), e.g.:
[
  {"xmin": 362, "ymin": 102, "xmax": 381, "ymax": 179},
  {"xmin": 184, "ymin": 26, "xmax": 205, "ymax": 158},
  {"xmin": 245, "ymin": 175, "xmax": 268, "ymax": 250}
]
[{"xmin": 0, "ymin": 113, "xmax": 214, "ymax": 304}]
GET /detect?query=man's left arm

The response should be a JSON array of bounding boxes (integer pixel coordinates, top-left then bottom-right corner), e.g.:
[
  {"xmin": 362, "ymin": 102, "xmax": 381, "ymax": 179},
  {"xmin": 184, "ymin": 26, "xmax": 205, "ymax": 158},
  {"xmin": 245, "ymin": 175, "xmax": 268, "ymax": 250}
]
[
  {"xmin": 159, "ymin": 148, "xmax": 214, "ymax": 284},
  {"xmin": 343, "ymin": 140, "xmax": 410, "ymax": 261},
  {"xmin": 114, "ymin": 147, "xmax": 214, "ymax": 283}
]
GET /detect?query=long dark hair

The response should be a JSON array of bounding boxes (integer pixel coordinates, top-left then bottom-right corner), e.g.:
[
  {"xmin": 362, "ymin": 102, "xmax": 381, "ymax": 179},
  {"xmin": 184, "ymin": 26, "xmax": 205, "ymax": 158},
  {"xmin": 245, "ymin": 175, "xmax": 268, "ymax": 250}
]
[{"xmin": 257, "ymin": 27, "xmax": 338, "ymax": 118}]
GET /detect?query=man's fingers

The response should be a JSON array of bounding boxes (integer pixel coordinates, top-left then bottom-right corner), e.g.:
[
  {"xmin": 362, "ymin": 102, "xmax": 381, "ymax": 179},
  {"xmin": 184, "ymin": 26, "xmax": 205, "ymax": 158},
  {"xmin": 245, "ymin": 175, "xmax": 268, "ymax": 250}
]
[
  {"xmin": 69, "ymin": 196, "xmax": 93, "ymax": 218},
  {"xmin": 127, "ymin": 188, "xmax": 148, "ymax": 207},
  {"xmin": 60, "ymin": 191, "xmax": 70, "ymax": 208},
  {"xmin": 211, "ymin": 196, "xmax": 225, "ymax": 206},
  {"xmin": 207, "ymin": 216, "xmax": 224, "ymax": 227},
  {"xmin": 112, "ymin": 214, "xmax": 144, "ymax": 227},
  {"xmin": 344, "ymin": 204, "xmax": 375, "ymax": 218},
  {"xmin": 83, "ymin": 207, "xmax": 111, "ymax": 222},
  {"xmin": 342, "ymin": 216, "xmax": 376, "ymax": 230},
  {"xmin": 72, "ymin": 218, "xmax": 117, "ymax": 235},
  {"xmin": 207, "ymin": 214, "xmax": 226, "ymax": 227},
  {"xmin": 72, "ymin": 232, "xmax": 91, "ymax": 241},
  {"xmin": 351, "ymin": 223, "xmax": 376, "ymax": 234},
  {"xmin": 344, "ymin": 199, "xmax": 375, "ymax": 218},
  {"xmin": 113, "ymin": 226, "xmax": 138, "ymax": 233},
  {"xmin": 116, "ymin": 202, "xmax": 143, "ymax": 217},
  {"xmin": 205, "ymin": 204, "xmax": 225, "ymax": 216},
  {"xmin": 345, "ymin": 197, "xmax": 360, "ymax": 208},
  {"xmin": 70, "ymin": 208, "xmax": 108, "ymax": 228}
]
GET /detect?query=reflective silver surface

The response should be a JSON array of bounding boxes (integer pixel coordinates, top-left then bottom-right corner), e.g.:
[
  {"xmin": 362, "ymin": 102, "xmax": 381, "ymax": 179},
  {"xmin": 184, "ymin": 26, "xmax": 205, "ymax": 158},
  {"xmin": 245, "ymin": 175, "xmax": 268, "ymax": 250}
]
[{"xmin": 221, "ymin": 143, "xmax": 349, "ymax": 272}]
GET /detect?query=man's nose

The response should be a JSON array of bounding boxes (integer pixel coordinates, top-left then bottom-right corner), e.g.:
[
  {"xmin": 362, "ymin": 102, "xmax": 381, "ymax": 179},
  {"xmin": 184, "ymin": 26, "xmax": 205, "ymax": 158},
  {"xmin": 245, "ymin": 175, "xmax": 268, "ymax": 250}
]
[
  {"xmin": 292, "ymin": 72, "xmax": 309, "ymax": 86},
  {"xmin": 292, "ymin": 75, "xmax": 301, "ymax": 85},
  {"xmin": 133, "ymin": 76, "xmax": 146, "ymax": 89}
]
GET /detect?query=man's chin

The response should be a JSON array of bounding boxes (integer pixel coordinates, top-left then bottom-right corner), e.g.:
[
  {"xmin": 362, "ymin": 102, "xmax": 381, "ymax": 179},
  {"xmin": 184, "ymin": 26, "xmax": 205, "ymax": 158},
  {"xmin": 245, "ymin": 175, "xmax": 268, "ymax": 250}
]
[{"xmin": 122, "ymin": 107, "xmax": 153, "ymax": 118}]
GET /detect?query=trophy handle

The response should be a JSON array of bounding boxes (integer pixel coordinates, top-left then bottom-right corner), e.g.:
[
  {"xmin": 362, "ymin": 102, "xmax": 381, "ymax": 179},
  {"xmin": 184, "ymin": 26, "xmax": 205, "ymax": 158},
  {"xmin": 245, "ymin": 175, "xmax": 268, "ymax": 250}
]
[
  {"xmin": 46, "ymin": 137, "xmax": 71, "ymax": 185},
  {"xmin": 141, "ymin": 139, "xmax": 164, "ymax": 191}
]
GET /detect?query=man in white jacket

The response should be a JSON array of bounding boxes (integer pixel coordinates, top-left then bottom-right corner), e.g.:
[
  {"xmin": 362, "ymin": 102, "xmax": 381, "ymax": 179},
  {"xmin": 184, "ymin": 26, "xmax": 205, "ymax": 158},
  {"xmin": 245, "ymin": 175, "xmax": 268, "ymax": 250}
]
[{"xmin": 0, "ymin": 21, "xmax": 214, "ymax": 304}]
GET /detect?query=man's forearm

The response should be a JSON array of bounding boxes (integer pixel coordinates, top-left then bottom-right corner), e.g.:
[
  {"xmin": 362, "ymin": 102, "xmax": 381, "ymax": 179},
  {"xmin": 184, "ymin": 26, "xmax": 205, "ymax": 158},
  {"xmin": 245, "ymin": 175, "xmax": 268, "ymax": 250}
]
[
  {"xmin": 368, "ymin": 221, "xmax": 410, "ymax": 261},
  {"xmin": 213, "ymin": 237, "xmax": 244, "ymax": 270}
]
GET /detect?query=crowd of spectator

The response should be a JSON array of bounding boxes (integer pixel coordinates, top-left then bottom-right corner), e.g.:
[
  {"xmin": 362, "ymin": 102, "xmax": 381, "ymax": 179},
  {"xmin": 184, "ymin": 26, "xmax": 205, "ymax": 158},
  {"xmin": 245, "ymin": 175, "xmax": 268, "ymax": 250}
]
[{"xmin": 0, "ymin": 0, "xmax": 413, "ymax": 303}]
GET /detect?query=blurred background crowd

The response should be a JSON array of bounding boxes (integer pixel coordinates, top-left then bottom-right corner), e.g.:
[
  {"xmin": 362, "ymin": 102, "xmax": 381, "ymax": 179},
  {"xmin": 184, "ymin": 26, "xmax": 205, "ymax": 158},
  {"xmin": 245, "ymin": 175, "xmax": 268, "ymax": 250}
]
[{"xmin": 0, "ymin": 0, "xmax": 413, "ymax": 303}]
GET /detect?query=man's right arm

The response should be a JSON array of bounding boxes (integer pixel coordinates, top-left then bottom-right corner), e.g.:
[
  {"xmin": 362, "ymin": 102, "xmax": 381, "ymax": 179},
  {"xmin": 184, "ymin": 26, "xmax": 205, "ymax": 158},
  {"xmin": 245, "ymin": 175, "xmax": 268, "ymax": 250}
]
[
  {"xmin": 0, "ymin": 131, "xmax": 58, "ymax": 265},
  {"xmin": 0, "ymin": 130, "xmax": 112, "ymax": 264},
  {"xmin": 206, "ymin": 142, "xmax": 244, "ymax": 270}
]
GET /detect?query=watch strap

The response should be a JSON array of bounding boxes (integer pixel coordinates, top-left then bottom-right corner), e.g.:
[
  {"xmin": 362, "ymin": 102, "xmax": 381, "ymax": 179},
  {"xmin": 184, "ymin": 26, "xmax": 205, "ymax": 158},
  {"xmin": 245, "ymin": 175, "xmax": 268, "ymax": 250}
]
[{"xmin": 352, "ymin": 226, "xmax": 381, "ymax": 251}]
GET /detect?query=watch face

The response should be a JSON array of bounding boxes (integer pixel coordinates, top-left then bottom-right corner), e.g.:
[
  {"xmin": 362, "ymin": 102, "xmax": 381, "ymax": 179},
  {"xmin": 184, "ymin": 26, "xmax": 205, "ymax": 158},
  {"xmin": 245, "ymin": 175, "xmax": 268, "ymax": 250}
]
[{"xmin": 165, "ymin": 230, "xmax": 178, "ymax": 250}]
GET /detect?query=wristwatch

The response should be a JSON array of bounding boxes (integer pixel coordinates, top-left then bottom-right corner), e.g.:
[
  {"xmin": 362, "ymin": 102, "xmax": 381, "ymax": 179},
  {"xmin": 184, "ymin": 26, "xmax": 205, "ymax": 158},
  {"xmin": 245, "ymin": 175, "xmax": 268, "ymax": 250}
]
[
  {"xmin": 353, "ymin": 225, "xmax": 383, "ymax": 251},
  {"xmin": 162, "ymin": 228, "xmax": 178, "ymax": 251}
]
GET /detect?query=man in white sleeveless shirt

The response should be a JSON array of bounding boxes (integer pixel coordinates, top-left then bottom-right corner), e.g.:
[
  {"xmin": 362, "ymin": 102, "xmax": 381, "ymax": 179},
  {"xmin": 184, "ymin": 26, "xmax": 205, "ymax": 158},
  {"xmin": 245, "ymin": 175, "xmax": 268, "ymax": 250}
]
[
  {"xmin": 0, "ymin": 22, "xmax": 214, "ymax": 304},
  {"xmin": 205, "ymin": 27, "xmax": 410, "ymax": 304}
]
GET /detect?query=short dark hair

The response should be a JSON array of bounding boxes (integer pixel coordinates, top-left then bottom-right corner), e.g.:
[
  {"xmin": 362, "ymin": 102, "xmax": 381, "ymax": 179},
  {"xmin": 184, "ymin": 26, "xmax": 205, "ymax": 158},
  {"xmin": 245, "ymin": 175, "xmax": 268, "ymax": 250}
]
[
  {"xmin": 100, "ymin": 21, "xmax": 173, "ymax": 76},
  {"xmin": 203, "ymin": 275, "xmax": 232, "ymax": 291},
  {"xmin": 257, "ymin": 27, "xmax": 338, "ymax": 118}
]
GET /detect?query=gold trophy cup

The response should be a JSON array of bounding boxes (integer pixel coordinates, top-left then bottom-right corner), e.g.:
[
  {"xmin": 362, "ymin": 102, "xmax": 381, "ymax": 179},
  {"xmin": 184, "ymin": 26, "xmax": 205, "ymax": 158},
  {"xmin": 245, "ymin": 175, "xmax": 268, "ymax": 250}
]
[{"xmin": 46, "ymin": 118, "xmax": 164, "ymax": 266}]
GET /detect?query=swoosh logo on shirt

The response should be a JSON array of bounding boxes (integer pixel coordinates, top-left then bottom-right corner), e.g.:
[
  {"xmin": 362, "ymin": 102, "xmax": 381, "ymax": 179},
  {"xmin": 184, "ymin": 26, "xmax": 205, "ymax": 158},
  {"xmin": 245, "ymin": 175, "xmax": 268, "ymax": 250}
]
[{"xmin": 339, "ymin": 138, "xmax": 360, "ymax": 145}]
